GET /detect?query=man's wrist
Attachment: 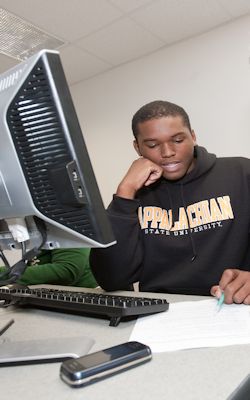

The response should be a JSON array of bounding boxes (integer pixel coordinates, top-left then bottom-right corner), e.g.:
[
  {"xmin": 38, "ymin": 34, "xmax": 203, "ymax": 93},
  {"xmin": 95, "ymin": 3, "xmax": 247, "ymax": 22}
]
[{"xmin": 116, "ymin": 183, "xmax": 136, "ymax": 199}]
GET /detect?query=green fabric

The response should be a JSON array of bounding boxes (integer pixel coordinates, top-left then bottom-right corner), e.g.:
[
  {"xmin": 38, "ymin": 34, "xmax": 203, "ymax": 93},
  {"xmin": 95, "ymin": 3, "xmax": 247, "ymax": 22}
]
[{"xmin": 1, "ymin": 248, "xmax": 97, "ymax": 287}]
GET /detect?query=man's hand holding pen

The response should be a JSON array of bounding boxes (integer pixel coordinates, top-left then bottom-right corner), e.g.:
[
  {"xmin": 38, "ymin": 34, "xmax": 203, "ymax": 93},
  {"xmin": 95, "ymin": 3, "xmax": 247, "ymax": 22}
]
[{"xmin": 210, "ymin": 269, "xmax": 250, "ymax": 305}]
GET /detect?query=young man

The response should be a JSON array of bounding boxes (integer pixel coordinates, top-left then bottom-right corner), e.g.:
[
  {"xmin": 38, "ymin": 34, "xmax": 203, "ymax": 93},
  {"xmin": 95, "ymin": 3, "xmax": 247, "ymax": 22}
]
[{"xmin": 90, "ymin": 100, "xmax": 250, "ymax": 304}]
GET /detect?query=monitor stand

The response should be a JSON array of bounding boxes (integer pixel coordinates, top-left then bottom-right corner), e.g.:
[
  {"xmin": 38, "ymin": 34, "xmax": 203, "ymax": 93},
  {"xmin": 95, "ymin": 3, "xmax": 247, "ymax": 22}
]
[{"xmin": 0, "ymin": 334, "xmax": 94, "ymax": 366}]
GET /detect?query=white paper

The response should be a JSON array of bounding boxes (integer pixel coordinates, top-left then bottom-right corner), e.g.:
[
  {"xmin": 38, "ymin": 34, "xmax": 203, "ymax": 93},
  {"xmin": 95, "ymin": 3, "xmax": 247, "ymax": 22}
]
[{"xmin": 130, "ymin": 299, "xmax": 250, "ymax": 352}]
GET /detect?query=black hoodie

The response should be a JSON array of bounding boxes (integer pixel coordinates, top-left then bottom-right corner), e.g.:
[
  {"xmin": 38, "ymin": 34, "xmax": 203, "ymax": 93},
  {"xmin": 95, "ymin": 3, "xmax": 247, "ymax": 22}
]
[{"xmin": 90, "ymin": 146, "xmax": 250, "ymax": 295}]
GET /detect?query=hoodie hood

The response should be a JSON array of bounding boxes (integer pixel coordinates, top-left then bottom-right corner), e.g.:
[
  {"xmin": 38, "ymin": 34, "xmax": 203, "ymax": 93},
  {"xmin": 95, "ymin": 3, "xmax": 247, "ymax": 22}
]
[{"xmin": 171, "ymin": 145, "xmax": 216, "ymax": 185}]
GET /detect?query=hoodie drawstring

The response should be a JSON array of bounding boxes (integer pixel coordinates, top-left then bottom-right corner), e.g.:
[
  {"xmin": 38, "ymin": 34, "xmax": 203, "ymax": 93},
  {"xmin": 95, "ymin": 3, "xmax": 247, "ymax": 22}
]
[{"xmin": 180, "ymin": 184, "xmax": 197, "ymax": 262}]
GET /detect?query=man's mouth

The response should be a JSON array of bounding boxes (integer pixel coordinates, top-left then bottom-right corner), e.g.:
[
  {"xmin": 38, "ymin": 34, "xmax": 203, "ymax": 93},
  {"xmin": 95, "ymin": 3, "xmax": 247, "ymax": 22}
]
[{"xmin": 161, "ymin": 162, "xmax": 180, "ymax": 172}]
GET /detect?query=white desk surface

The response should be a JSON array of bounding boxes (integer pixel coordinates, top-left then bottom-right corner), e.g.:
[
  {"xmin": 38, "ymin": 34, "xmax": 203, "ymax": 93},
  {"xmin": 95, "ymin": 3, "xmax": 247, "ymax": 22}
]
[{"xmin": 0, "ymin": 286, "xmax": 249, "ymax": 400}]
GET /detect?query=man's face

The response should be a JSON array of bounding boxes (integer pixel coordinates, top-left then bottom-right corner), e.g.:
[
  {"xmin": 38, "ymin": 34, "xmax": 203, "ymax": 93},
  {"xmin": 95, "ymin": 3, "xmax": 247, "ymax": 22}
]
[{"xmin": 134, "ymin": 116, "xmax": 197, "ymax": 181}]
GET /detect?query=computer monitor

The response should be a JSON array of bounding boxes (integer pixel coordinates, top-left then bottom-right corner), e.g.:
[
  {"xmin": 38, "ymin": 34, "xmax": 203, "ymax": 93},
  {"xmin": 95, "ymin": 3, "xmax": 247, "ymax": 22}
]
[{"xmin": 0, "ymin": 49, "xmax": 116, "ymax": 254}]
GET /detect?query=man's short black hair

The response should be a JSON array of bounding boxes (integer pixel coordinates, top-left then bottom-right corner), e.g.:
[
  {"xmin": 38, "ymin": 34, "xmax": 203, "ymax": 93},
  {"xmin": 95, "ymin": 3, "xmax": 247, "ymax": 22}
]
[{"xmin": 132, "ymin": 100, "xmax": 192, "ymax": 138}]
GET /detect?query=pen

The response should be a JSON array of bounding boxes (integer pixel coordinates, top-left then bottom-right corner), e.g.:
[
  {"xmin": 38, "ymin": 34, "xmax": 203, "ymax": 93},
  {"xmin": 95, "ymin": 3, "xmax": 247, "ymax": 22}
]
[{"xmin": 217, "ymin": 292, "xmax": 224, "ymax": 312}]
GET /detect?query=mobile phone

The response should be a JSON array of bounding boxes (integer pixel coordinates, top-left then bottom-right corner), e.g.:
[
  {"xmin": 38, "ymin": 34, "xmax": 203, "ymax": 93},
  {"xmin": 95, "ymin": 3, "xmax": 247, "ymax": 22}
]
[{"xmin": 60, "ymin": 341, "xmax": 152, "ymax": 388}]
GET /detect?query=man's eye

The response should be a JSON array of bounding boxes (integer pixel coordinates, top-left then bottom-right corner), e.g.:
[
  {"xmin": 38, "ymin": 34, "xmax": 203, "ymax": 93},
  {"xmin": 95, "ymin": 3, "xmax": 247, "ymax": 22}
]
[
  {"xmin": 147, "ymin": 143, "xmax": 158, "ymax": 148},
  {"xmin": 174, "ymin": 138, "xmax": 183, "ymax": 143}
]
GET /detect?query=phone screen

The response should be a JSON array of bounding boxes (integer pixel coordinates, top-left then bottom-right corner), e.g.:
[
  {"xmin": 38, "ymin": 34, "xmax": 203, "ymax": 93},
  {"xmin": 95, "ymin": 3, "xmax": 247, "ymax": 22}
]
[
  {"xmin": 60, "ymin": 341, "xmax": 152, "ymax": 387},
  {"xmin": 76, "ymin": 342, "xmax": 139, "ymax": 369}
]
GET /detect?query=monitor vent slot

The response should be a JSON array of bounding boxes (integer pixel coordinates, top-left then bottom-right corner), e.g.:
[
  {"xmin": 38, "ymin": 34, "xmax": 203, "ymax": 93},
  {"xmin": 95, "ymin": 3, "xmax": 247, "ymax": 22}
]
[
  {"xmin": 6, "ymin": 59, "xmax": 95, "ymax": 239},
  {"xmin": 0, "ymin": 69, "xmax": 23, "ymax": 92}
]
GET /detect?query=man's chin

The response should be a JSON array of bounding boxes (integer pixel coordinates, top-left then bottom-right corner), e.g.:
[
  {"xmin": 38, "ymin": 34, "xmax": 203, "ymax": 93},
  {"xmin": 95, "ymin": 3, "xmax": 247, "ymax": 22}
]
[{"xmin": 163, "ymin": 172, "xmax": 184, "ymax": 181}]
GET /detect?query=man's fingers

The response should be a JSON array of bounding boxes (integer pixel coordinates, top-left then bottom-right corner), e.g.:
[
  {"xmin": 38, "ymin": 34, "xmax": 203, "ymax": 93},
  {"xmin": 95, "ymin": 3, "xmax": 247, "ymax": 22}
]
[
  {"xmin": 219, "ymin": 269, "xmax": 239, "ymax": 290},
  {"xmin": 144, "ymin": 169, "xmax": 163, "ymax": 186},
  {"xmin": 210, "ymin": 285, "xmax": 222, "ymax": 299},
  {"xmin": 219, "ymin": 269, "xmax": 250, "ymax": 304},
  {"xmin": 243, "ymin": 294, "xmax": 250, "ymax": 305}
]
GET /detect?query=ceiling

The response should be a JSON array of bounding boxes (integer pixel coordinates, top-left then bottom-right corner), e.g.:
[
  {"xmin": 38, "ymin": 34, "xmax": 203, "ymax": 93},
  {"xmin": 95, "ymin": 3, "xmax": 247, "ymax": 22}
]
[{"xmin": 0, "ymin": 0, "xmax": 250, "ymax": 86}]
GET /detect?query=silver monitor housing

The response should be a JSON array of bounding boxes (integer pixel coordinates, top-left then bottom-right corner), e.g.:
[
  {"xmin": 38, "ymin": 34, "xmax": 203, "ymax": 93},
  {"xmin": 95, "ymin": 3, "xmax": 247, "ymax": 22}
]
[{"xmin": 0, "ymin": 49, "xmax": 115, "ymax": 250}]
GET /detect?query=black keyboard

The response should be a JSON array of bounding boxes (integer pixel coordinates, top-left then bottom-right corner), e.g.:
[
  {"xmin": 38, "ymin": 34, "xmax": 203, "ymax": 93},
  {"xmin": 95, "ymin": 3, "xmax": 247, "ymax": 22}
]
[{"xmin": 0, "ymin": 287, "xmax": 169, "ymax": 326}]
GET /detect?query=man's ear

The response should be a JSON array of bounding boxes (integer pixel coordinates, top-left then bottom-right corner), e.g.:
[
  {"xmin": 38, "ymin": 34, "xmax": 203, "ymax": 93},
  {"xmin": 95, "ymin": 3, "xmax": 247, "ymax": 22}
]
[
  {"xmin": 191, "ymin": 130, "xmax": 197, "ymax": 145},
  {"xmin": 133, "ymin": 140, "xmax": 142, "ymax": 156}
]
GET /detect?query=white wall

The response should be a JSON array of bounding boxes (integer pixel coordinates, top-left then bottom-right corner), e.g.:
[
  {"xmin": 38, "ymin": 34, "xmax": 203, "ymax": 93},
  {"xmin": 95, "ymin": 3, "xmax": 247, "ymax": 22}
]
[{"xmin": 71, "ymin": 14, "xmax": 250, "ymax": 207}]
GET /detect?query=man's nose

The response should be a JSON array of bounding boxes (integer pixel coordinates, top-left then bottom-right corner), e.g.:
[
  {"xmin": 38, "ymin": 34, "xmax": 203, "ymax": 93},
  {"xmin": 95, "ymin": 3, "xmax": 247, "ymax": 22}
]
[{"xmin": 160, "ymin": 143, "xmax": 175, "ymax": 157}]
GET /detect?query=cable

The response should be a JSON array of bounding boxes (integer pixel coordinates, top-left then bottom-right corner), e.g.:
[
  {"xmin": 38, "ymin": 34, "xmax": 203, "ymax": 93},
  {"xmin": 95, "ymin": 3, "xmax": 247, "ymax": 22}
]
[
  {"xmin": 0, "ymin": 249, "xmax": 10, "ymax": 269},
  {"xmin": 21, "ymin": 241, "xmax": 26, "ymax": 259},
  {"xmin": 0, "ymin": 217, "xmax": 47, "ymax": 287}
]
